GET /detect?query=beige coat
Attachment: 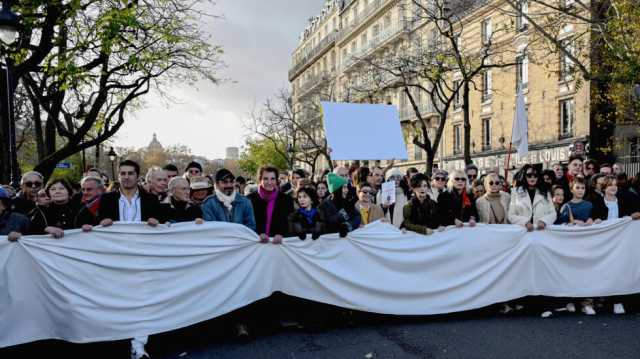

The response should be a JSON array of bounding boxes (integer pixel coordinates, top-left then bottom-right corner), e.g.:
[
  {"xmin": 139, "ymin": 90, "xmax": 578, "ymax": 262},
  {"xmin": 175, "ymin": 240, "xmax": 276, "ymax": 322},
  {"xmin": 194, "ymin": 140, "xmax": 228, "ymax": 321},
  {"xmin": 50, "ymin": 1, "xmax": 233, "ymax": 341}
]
[
  {"xmin": 476, "ymin": 192, "xmax": 511, "ymax": 224},
  {"xmin": 355, "ymin": 202, "xmax": 385, "ymax": 225},
  {"xmin": 508, "ymin": 188, "xmax": 557, "ymax": 226}
]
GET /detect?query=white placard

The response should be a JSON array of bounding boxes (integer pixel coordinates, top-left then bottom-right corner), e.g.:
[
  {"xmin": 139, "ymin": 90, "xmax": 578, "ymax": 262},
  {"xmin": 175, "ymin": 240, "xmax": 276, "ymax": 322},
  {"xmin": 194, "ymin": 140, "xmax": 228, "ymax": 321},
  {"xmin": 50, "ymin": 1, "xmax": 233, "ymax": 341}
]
[
  {"xmin": 381, "ymin": 180, "xmax": 396, "ymax": 205},
  {"xmin": 321, "ymin": 102, "xmax": 408, "ymax": 160}
]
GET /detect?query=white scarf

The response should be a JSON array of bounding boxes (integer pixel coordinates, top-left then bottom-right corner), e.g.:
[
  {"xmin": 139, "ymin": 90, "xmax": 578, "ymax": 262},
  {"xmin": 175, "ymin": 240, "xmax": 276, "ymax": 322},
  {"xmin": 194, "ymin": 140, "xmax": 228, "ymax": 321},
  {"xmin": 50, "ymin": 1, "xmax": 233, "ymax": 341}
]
[{"xmin": 215, "ymin": 189, "xmax": 236, "ymax": 212}]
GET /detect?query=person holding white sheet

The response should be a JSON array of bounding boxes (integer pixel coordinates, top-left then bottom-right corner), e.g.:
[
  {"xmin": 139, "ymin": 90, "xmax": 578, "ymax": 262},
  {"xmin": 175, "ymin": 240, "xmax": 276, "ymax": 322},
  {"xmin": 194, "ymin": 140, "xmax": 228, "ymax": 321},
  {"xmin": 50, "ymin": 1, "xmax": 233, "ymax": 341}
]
[
  {"xmin": 476, "ymin": 173, "xmax": 510, "ymax": 224},
  {"xmin": 508, "ymin": 165, "xmax": 556, "ymax": 231},
  {"xmin": 401, "ymin": 173, "xmax": 438, "ymax": 235},
  {"xmin": 355, "ymin": 184, "xmax": 385, "ymax": 226}
]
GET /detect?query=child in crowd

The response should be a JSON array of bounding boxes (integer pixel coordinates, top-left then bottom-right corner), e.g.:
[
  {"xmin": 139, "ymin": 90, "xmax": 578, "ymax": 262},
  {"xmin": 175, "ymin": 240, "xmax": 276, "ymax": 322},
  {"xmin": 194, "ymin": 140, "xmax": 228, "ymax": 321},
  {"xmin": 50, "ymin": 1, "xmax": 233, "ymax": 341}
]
[
  {"xmin": 558, "ymin": 177, "xmax": 594, "ymax": 225},
  {"xmin": 289, "ymin": 187, "xmax": 324, "ymax": 240},
  {"xmin": 552, "ymin": 185, "xmax": 565, "ymax": 225},
  {"xmin": 401, "ymin": 174, "xmax": 438, "ymax": 235}
]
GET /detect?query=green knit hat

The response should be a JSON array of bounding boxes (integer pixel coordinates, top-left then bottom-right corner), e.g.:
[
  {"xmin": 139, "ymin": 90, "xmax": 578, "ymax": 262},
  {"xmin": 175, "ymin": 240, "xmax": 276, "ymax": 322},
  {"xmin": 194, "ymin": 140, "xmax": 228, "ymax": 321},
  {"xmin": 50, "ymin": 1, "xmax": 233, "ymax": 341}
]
[{"xmin": 327, "ymin": 172, "xmax": 347, "ymax": 194}]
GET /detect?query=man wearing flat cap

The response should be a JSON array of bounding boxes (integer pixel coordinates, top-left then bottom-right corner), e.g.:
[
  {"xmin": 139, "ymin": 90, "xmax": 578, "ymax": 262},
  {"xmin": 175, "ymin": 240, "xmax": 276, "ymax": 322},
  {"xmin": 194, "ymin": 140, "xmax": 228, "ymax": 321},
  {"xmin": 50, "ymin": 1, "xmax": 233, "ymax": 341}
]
[{"xmin": 201, "ymin": 168, "xmax": 256, "ymax": 231}]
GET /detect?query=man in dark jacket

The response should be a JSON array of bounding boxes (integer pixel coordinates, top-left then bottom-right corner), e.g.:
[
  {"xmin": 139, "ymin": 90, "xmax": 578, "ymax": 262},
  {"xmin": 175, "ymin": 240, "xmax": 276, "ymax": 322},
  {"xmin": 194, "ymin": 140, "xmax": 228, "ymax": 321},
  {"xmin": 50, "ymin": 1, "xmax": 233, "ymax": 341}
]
[
  {"xmin": 1, "ymin": 187, "xmax": 30, "ymax": 241},
  {"xmin": 95, "ymin": 160, "xmax": 166, "ymax": 227}
]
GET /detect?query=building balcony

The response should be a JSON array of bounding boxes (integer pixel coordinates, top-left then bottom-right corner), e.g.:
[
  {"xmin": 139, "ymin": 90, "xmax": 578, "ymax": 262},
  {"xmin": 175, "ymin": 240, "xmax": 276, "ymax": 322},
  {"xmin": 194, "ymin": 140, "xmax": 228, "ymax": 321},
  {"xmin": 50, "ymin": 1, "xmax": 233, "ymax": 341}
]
[
  {"xmin": 289, "ymin": 30, "xmax": 338, "ymax": 81},
  {"xmin": 337, "ymin": 0, "xmax": 394, "ymax": 44},
  {"xmin": 340, "ymin": 21, "xmax": 407, "ymax": 72},
  {"xmin": 399, "ymin": 103, "xmax": 437, "ymax": 122},
  {"xmin": 297, "ymin": 70, "xmax": 334, "ymax": 99}
]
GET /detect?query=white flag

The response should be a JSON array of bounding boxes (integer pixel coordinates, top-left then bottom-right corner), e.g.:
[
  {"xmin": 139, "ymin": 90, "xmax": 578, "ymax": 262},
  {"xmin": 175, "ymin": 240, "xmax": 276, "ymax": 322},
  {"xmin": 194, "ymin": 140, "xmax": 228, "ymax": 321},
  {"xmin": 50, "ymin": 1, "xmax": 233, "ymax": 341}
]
[{"xmin": 511, "ymin": 87, "xmax": 528, "ymax": 157}]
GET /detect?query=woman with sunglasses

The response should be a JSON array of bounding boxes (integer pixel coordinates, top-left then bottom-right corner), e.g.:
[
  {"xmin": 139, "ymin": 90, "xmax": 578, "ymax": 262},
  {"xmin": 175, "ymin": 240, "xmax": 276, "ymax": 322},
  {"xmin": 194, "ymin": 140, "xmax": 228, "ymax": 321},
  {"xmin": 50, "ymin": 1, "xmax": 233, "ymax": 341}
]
[
  {"xmin": 476, "ymin": 173, "xmax": 510, "ymax": 224},
  {"xmin": 508, "ymin": 165, "xmax": 556, "ymax": 231},
  {"xmin": 429, "ymin": 170, "xmax": 448, "ymax": 203},
  {"xmin": 356, "ymin": 184, "xmax": 385, "ymax": 226},
  {"xmin": 436, "ymin": 170, "xmax": 478, "ymax": 228}
]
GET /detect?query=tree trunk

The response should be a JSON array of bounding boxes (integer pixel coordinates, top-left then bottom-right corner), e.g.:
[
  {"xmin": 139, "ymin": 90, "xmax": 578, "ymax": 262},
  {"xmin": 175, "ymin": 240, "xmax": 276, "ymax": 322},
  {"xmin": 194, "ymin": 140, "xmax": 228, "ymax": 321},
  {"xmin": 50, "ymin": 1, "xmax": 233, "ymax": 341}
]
[{"xmin": 462, "ymin": 81, "xmax": 472, "ymax": 165}]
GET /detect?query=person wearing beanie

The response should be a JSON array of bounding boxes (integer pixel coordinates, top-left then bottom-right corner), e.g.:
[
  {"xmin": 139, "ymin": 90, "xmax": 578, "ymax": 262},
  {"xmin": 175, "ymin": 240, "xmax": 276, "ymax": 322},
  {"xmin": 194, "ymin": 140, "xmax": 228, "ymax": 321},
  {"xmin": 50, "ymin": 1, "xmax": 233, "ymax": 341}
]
[
  {"xmin": 0, "ymin": 187, "xmax": 30, "ymax": 242},
  {"xmin": 247, "ymin": 166, "xmax": 294, "ymax": 244},
  {"xmin": 288, "ymin": 186, "xmax": 324, "ymax": 240},
  {"xmin": 184, "ymin": 161, "xmax": 203, "ymax": 181},
  {"xmin": 376, "ymin": 167, "xmax": 410, "ymax": 228},
  {"xmin": 319, "ymin": 172, "xmax": 361, "ymax": 237}
]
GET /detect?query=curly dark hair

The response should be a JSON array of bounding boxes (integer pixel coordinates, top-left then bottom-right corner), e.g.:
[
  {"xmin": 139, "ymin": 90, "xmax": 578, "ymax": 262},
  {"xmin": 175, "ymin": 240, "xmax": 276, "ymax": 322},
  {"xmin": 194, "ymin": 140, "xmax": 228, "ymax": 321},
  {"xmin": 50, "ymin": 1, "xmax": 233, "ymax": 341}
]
[{"xmin": 514, "ymin": 164, "xmax": 548, "ymax": 197}]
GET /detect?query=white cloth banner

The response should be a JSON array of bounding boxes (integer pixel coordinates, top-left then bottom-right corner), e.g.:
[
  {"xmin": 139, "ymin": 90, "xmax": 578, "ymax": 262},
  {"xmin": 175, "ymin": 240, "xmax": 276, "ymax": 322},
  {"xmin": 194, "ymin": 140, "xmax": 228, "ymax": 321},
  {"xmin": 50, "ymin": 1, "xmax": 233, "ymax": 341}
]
[{"xmin": 2, "ymin": 219, "xmax": 640, "ymax": 348}]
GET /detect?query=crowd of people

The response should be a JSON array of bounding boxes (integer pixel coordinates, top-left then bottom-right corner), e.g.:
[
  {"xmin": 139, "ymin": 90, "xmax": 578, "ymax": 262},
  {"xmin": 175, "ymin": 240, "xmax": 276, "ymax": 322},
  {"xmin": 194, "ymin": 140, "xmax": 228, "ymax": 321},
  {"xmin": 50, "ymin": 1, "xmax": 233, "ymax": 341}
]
[{"xmin": 2, "ymin": 155, "xmax": 640, "ymax": 348}]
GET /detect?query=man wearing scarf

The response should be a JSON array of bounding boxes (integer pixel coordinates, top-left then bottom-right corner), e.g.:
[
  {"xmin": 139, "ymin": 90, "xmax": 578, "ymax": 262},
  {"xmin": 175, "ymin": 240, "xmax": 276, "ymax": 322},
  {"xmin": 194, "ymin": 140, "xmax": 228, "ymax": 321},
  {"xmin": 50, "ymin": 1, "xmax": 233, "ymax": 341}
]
[
  {"xmin": 201, "ymin": 168, "xmax": 256, "ymax": 231},
  {"xmin": 248, "ymin": 166, "xmax": 294, "ymax": 244}
]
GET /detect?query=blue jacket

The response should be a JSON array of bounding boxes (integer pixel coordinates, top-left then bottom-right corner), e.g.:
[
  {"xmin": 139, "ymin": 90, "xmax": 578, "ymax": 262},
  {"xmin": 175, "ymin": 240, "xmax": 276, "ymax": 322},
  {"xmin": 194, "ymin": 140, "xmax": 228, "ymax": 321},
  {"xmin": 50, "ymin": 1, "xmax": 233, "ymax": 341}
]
[
  {"xmin": 0, "ymin": 211, "xmax": 30, "ymax": 235},
  {"xmin": 201, "ymin": 194, "xmax": 256, "ymax": 231}
]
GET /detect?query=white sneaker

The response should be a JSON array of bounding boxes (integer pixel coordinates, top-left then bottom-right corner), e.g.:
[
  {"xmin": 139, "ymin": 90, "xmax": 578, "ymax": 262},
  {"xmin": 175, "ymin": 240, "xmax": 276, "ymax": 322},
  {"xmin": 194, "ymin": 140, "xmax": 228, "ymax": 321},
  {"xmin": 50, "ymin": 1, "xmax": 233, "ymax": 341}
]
[
  {"xmin": 566, "ymin": 303, "xmax": 576, "ymax": 313},
  {"xmin": 130, "ymin": 336, "xmax": 150, "ymax": 359},
  {"xmin": 582, "ymin": 304, "xmax": 596, "ymax": 315},
  {"xmin": 499, "ymin": 304, "xmax": 513, "ymax": 314},
  {"xmin": 613, "ymin": 303, "xmax": 626, "ymax": 315},
  {"xmin": 541, "ymin": 311, "xmax": 553, "ymax": 318}
]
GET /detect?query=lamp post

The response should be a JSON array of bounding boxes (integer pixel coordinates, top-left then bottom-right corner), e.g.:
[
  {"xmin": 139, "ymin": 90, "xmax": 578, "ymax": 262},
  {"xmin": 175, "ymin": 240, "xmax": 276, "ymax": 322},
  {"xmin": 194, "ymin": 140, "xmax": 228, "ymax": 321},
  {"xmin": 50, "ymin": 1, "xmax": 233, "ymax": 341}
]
[
  {"xmin": 286, "ymin": 143, "xmax": 294, "ymax": 169},
  {"xmin": 0, "ymin": 0, "xmax": 20, "ymax": 188},
  {"xmin": 107, "ymin": 147, "xmax": 117, "ymax": 181}
]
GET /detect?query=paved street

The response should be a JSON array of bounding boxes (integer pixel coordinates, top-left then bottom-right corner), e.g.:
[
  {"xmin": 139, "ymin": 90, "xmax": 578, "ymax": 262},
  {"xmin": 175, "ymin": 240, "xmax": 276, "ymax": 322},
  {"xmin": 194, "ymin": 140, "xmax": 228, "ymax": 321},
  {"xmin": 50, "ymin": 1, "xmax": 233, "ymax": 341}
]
[{"xmin": 153, "ymin": 308, "xmax": 640, "ymax": 359}]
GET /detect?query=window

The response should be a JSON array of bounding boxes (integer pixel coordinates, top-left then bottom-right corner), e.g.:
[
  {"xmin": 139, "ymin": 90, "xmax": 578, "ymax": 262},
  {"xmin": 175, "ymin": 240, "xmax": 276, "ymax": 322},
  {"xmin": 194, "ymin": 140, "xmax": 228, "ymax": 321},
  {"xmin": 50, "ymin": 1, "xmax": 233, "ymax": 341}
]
[
  {"xmin": 516, "ymin": 0, "xmax": 528, "ymax": 31},
  {"xmin": 372, "ymin": 24, "xmax": 380, "ymax": 38},
  {"xmin": 453, "ymin": 80, "xmax": 462, "ymax": 109},
  {"xmin": 384, "ymin": 14, "xmax": 392, "ymax": 29},
  {"xmin": 516, "ymin": 52, "xmax": 529, "ymax": 90},
  {"xmin": 631, "ymin": 137, "xmax": 640, "ymax": 162},
  {"xmin": 481, "ymin": 19, "xmax": 492, "ymax": 45},
  {"xmin": 482, "ymin": 70, "xmax": 492, "ymax": 101},
  {"xmin": 560, "ymin": 38, "xmax": 575, "ymax": 80},
  {"xmin": 454, "ymin": 125, "xmax": 462, "ymax": 154},
  {"xmin": 415, "ymin": 143, "xmax": 423, "ymax": 161},
  {"xmin": 482, "ymin": 118, "xmax": 491, "ymax": 150},
  {"xmin": 361, "ymin": 33, "xmax": 368, "ymax": 48},
  {"xmin": 560, "ymin": 99, "xmax": 575, "ymax": 138}
]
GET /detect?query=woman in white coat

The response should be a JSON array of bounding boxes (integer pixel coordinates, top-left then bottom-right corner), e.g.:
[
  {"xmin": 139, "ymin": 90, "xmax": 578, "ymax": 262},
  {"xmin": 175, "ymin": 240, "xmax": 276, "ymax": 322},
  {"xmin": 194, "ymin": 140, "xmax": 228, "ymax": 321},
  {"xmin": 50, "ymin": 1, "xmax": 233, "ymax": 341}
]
[{"xmin": 508, "ymin": 165, "xmax": 557, "ymax": 231}]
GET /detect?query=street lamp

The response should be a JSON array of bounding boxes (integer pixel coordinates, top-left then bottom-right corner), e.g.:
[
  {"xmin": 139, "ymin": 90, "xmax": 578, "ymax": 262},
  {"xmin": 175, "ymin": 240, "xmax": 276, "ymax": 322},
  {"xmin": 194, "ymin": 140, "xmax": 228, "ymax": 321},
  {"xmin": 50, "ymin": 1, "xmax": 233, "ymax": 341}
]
[
  {"xmin": 287, "ymin": 143, "xmax": 294, "ymax": 168},
  {"xmin": 0, "ymin": 1, "xmax": 19, "ymax": 44},
  {"xmin": 107, "ymin": 147, "xmax": 117, "ymax": 180},
  {"xmin": 0, "ymin": 0, "xmax": 20, "ymax": 188}
]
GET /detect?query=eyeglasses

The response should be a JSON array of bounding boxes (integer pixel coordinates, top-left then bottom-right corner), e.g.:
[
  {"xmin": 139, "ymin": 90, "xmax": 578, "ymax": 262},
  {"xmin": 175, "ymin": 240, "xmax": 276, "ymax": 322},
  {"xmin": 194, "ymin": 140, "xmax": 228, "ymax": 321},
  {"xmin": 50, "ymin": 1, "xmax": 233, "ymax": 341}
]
[
  {"xmin": 454, "ymin": 177, "xmax": 466, "ymax": 182},
  {"xmin": 434, "ymin": 177, "xmax": 447, "ymax": 182},
  {"xmin": 525, "ymin": 173, "xmax": 538, "ymax": 178},
  {"xmin": 24, "ymin": 181, "xmax": 43, "ymax": 188},
  {"xmin": 488, "ymin": 181, "xmax": 500, "ymax": 186}
]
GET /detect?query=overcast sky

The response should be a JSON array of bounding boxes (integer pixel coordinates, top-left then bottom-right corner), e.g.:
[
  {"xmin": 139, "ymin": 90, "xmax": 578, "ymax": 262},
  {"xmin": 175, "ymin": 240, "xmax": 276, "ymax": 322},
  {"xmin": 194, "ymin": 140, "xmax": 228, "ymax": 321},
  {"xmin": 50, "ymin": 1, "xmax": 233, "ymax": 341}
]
[{"xmin": 114, "ymin": 0, "xmax": 322, "ymax": 159}]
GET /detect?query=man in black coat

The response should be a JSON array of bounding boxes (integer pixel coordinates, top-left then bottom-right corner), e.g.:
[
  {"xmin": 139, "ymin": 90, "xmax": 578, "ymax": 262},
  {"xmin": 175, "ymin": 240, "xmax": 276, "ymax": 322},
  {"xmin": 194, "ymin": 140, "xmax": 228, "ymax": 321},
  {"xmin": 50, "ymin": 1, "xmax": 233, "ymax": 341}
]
[{"xmin": 94, "ymin": 160, "xmax": 166, "ymax": 227}]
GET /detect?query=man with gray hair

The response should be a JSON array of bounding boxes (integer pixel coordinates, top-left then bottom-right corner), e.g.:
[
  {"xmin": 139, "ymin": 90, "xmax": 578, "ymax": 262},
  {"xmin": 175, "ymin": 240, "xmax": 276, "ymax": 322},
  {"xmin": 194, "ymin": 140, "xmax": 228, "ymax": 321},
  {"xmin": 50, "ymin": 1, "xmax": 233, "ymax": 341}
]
[
  {"xmin": 145, "ymin": 166, "xmax": 169, "ymax": 201},
  {"xmin": 75, "ymin": 176, "xmax": 106, "ymax": 227},
  {"xmin": 13, "ymin": 171, "xmax": 45, "ymax": 216}
]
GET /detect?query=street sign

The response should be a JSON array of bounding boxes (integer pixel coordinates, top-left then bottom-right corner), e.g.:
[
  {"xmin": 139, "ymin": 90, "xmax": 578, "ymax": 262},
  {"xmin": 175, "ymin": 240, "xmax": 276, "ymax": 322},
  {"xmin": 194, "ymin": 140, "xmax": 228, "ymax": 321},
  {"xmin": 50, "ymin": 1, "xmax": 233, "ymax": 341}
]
[{"xmin": 56, "ymin": 162, "xmax": 72, "ymax": 169}]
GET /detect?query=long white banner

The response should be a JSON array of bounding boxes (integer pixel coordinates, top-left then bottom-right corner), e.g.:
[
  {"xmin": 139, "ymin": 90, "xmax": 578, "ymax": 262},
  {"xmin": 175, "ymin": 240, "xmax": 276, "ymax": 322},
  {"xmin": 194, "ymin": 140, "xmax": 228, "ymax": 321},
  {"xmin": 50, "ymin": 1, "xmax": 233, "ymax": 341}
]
[{"xmin": 2, "ymin": 219, "xmax": 640, "ymax": 348}]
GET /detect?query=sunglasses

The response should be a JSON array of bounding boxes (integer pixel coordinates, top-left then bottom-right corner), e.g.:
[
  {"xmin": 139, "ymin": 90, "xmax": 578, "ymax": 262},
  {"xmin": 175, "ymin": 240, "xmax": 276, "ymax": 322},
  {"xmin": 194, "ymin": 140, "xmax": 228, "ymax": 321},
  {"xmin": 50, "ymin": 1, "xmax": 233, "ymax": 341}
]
[
  {"xmin": 434, "ymin": 177, "xmax": 447, "ymax": 182},
  {"xmin": 468, "ymin": 175, "xmax": 478, "ymax": 179},
  {"xmin": 24, "ymin": 181, "xmax": 43, "ymax": 188},
  {"xmin": 359, "ymin": 190, "xmax": 373, "ymax": 195},
  {"xmin": 526, "ymin": 173, "xmax": 538, "ymax": 178},
  {"xmin": 488, "ymin": 181, "xmax": 500, "ymax": 186},
  {"xmin": 454, "ymin": 177, "xmax": 466, "ymax": 182}
]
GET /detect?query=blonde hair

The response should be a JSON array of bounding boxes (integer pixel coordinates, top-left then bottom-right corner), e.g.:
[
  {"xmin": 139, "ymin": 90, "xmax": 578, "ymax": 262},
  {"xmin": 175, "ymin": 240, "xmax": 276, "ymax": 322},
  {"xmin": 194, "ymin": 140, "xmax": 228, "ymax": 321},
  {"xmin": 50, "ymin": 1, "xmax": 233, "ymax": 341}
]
[
  {"xmin": 447, "ymin": 170, "xmax": 467, "ymax": 191},
  {"xmin": 168, "ymin": 176, "xmax": 189, "ymax": 192},
  {"xmin": 483, "ymin": 173, "xmax": 500, "ymax": 193}
]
